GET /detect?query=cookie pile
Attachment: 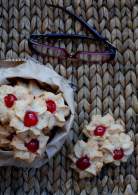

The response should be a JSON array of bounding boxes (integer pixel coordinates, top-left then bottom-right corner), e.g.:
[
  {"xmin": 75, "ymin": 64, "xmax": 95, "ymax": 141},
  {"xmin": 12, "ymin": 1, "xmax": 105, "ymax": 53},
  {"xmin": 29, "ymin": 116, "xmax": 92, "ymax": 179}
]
[
  {"xmin": 0, "ymin": 81, "xmax": 70, "ymax": 162},
  {"xmin": 70, "ymin": 114, "xmax": 134, "ymax": 178}
]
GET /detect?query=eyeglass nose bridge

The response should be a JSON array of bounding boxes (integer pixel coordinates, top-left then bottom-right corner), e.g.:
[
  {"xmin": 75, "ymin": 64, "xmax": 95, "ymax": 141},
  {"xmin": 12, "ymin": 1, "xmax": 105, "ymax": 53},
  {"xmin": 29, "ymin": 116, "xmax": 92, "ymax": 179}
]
[{"xmin": 68, "ymin": 52, "xmax": 77, "ymax": 59}]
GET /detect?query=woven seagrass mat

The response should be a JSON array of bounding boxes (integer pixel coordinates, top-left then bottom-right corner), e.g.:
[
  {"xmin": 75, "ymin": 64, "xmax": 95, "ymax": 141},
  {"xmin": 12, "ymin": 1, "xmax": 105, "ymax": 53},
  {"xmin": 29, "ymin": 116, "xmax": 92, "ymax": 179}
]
[{"xmin": 0, "ymin": 0, "xmax": 138, "ymax": 194}]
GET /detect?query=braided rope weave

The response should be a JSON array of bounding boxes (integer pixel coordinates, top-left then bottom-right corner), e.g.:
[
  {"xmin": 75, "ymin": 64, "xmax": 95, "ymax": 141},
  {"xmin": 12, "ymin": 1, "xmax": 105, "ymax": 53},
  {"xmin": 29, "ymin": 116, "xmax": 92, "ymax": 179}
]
[{"xmin": 0, "ymin": 0, "xmax": 138, "ymax": 194}]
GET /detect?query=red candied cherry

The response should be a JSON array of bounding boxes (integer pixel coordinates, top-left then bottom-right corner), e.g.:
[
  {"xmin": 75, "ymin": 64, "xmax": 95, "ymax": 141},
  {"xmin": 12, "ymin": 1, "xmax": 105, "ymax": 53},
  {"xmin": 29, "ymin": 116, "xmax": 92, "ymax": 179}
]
[
  {"xmin": 113, "ymin": 148, "xmax": 124, "ymax": 160},
  {"xmin": 46, "ymin": 100, "xmax": 56, "ymax": 113},
  {"xmin": 4, "ymin": 94, "xmax": 17, "ymax": 108},
  {"xmin": 94, "ymin": 125, "xmax": 106, "ymax": 137},
  {"xmin": 76, "ymin": 155, "xmax": 91, "ymax": 170},
  {"xmin": 25, "ymin": 139, "xmax": 39, "ymax": 153},
  {"xmin": 7, "ymin": 132, "xmax": 16, "ymax": 141},
  {"xmin": 24, "ymin": 111, "xmax": 38, "ymax": 127}
]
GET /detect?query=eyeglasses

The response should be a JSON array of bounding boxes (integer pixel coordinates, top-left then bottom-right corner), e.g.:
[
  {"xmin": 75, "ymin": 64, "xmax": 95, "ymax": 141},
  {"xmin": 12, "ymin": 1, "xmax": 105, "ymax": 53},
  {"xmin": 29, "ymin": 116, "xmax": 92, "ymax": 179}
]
[{"xmin": 29, "ymin": 4, "xmax": 116, "ymax": 64}]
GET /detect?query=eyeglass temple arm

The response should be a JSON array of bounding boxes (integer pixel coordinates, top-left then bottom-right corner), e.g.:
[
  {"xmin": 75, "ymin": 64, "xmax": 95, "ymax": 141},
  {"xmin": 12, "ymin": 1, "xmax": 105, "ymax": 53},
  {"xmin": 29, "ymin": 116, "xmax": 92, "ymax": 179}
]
[
  {"xmin": 46, "ymin": 3, "xmax": 116, "ymax": 51},
  {"xmin": 30, "ymin": 33, "xmax": 97, "ymax": 40}
]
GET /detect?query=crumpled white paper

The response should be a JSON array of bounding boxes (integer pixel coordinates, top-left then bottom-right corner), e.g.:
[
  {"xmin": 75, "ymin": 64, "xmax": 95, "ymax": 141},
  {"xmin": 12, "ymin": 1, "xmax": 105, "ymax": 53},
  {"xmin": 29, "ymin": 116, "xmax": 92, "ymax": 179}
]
[{"xmin": 0, "ymin": 58, "xmax": 75, "ymax": 167}]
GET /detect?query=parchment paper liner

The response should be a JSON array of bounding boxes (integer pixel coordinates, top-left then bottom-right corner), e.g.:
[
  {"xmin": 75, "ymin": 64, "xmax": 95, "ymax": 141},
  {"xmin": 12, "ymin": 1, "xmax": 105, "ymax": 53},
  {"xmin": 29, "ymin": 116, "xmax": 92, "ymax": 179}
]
[{"xmin": 0, "ymin": 58, "xmax": 75, "ymax": 167}]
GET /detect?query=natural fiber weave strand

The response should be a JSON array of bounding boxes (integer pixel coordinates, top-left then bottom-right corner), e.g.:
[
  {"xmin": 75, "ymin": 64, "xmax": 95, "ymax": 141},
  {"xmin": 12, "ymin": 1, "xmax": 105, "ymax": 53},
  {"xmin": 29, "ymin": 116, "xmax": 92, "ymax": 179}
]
[{"xmin": 0, "ymin": 0, "xmax": 138, "ymax": 194}]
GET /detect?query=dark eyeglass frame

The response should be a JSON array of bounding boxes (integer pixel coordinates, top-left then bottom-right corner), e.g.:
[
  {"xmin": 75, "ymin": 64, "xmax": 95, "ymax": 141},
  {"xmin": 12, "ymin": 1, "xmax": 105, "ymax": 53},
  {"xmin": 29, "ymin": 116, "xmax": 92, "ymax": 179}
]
[{"xmin": 29, "ymin": 3, "xmax": 116, "ymax": 62}]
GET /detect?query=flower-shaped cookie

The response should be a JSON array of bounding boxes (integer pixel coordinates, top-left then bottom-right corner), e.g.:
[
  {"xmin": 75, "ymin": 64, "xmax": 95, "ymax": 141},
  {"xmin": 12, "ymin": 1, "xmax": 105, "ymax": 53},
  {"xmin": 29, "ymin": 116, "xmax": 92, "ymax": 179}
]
[
  {"xmin": 28, "ymin": 80, "xmax": 44, "ymax": 96},
  {"xmin": 10, "ymin": 97, "xmax": 43, "ymax": 135},
  {"xmin": 11, "ymin": 132, "xmax": 49, "ymax": 163},
  {"xmin": 0, "ymin": 85, "xmax": 30, "ymax": 101},
  {"xmin": 101, "ymin": 133, "xmax": 134, "ymax": 165},
  {"xmin": 83, "ymin": 114, "xmax": 124, "ymax": 141},
  {"xmin": 71, "ymin": 114, "xmax": 134, "ymax": 178},
  {"xmin": 0, "ymin": 85, "xmax": 30, "ymax": 124},
  {"xmin": 10, "ymin": 92, "xmax": 70, "ymax": 135},
  {"xmin": 70, "ymin": 140, "xmax": 103, "ymax": 178},
  {"xmin": 0, "ymin": 125, "xmax": 16, "ymax": 149},
  {"xmin": 41, "ymin": 92, "xmax": 70, "ymax": 128}
]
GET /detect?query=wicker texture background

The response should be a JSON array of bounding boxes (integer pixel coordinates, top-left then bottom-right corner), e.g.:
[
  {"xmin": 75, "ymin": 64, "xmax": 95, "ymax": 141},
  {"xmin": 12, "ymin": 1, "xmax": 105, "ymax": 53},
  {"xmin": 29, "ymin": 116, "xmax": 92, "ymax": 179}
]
[{"xmin": 0, "ymin": 0, "xmax": 138, "ymax": 194}]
